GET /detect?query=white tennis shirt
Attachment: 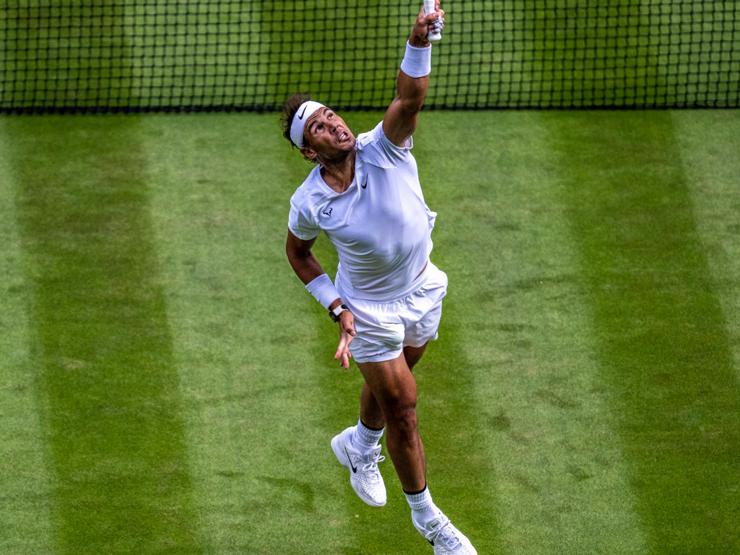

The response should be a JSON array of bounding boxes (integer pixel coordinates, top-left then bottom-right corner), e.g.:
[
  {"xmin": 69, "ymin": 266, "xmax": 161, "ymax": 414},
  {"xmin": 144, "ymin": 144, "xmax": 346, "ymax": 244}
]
[{"xmin": 288, "ymin": 122, "xmax": 437, "ymax": 302}]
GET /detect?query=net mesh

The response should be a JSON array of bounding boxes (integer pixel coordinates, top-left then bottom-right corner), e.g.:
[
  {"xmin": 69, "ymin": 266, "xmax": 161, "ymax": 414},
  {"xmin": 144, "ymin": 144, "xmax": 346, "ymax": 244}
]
[{"xmin": 1, "ymin": 0, "xmax": 738, "ymax": 113}]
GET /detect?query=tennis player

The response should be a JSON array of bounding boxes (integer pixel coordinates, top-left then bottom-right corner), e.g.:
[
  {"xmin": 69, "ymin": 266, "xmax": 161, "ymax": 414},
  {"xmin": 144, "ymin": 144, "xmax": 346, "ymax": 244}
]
[{"xmin": 283, "ymin": 4, "xmax": 476, "ymax": 554}]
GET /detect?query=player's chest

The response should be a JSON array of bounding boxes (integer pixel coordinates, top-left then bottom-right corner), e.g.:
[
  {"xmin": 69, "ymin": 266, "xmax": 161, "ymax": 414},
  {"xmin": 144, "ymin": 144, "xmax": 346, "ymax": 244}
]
[{"xmin": 316, "ymin": 174, "xmax": 420, "ymax": 235}]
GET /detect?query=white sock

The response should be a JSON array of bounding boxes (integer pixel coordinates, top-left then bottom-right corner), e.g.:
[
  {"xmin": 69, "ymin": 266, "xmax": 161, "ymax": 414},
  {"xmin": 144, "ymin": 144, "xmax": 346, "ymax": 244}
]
[
  {"xmin": 352, "ymin": 418, "xmax": 384, "ymax": 453},
  {"xmin": 405, "ymin": 485, "xmax": 441, "ymax": 527}
]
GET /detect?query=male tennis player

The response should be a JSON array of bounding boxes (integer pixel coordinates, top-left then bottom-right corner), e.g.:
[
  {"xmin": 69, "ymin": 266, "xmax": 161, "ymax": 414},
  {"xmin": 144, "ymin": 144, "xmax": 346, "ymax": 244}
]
[{"xmin": 283, "ymin": 4, "xmax": 476, "ymax": 554}]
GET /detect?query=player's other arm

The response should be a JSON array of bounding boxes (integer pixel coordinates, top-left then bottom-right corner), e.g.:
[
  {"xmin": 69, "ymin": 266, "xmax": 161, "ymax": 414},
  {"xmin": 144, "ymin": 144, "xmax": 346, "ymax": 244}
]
[
  {"xmin": 286, "ymin": 230, "xmax": 355, "ymax": 368},
  {"xmin": 286, "ymin": 231, "xmax": 340, "ymax": 307},
  {"xmin": 383, "ymin": 1, "xmax": 444, "ymax": 147}
]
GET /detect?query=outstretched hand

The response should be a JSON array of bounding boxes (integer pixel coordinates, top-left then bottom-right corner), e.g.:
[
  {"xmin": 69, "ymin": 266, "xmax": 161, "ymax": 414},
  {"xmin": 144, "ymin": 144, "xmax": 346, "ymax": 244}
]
[{"xmin": 334, "ymin": 311, "xmax": 356, "ymax": 370}]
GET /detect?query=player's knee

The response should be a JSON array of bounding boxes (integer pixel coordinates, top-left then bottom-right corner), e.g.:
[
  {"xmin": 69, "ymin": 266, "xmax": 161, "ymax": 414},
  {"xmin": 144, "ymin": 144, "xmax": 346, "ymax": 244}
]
[{"xmin": 386, "ymin": 399, "xmax": 418, "ymax": 436}]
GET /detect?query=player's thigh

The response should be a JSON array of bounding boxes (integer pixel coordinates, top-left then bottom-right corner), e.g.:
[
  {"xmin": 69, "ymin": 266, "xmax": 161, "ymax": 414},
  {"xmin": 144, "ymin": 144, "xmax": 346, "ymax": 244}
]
[
  {"xmin": 357, "ymin": 355, "xmax": 417, "ymax": 413},
  {"xmin": 403, "ymin": 342, "xmax": 428, "ymax": 371}
]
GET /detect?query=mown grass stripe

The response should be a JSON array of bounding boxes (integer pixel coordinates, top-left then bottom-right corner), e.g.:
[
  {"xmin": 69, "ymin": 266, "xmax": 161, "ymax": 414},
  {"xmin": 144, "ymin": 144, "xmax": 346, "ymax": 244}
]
[
  {"xmin": 551, "ymin": 111, "xmax": 740, "ymax": 554},
  {"xmin": 284, "ymin": 123, "xmax": 371, "ymax": 553},
  {"xmin": 415, "ymin": 111, "xmax": 649, "ymax": 555},
  {"xmin": 9, "ymin": 116, "xmax": 201, "ymax": 554},
  {"xmin": 0, "ymin": 122, "xmax": 55, "ymax": 554},
  {"xmin": 142, "ymin": 113, "xmax": 368, "ymax": 554},
  {"xmin": 284, "ymin": 110, "xmax": 506, "ymax": 554},
  {"xmin": 671, "ymin": 110, "xmax": 740, "ymax": 380}
]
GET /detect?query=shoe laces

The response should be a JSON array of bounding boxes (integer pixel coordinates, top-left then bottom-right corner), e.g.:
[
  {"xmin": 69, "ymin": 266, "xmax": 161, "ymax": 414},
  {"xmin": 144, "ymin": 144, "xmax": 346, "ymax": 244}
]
[
  {"xmin": 425, "ymin": 516, "xmax": 462, "ymax": 550},
  {"xmin": 359, "ymin": 448, "xmax": 385, "ymax": 481}
]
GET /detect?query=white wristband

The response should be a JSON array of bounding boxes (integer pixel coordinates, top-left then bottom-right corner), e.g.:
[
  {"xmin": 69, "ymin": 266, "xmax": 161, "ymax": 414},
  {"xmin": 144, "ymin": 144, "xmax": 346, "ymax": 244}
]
[
  {"xmin": 305, "ymin": 273, "xmax": 340, "ymax": 309},
  {"xmin": 400, "ymin": 41, "xmax": 432, "ymax": 78}
]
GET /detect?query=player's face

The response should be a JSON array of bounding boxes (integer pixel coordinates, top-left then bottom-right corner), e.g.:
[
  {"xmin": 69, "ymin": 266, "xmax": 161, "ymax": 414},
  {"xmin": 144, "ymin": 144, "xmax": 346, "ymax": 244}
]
[{"xmin": 304, "ymin": 108, "xmax": 355, "ymax": 158}]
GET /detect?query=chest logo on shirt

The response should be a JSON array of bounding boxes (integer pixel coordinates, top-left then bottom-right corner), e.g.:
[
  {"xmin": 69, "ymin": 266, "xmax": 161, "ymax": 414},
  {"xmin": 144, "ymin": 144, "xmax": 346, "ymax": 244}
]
[
  {"xmin": 322, "ymin": 207, "xmax": 333, "ymax": 217},
  {"xmin": 361, "ymin": 176, "xmax": 368, "ymax": 189}
]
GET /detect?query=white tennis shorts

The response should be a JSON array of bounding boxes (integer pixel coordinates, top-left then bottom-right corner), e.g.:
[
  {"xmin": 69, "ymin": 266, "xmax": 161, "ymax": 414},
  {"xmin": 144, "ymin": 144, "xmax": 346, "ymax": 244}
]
[{"xmin": 336, "ymin": 261, "xmax": 448, "ymax": 364}]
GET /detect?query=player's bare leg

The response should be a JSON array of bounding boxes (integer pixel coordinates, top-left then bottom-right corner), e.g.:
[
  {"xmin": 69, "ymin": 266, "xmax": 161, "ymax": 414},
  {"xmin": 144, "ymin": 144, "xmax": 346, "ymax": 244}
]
[
  {"xmin": 358, "ymin": 355, "xmax": 426, "ymax": 492},
  {"xmin": 403, "ymin": 343, "xmax": 429, "ymax": 370},
  {"xmin": 360, "ymin": 382, "xmax": 385, "ymax": 430},
  {"xmin": 358, "ymin": 352, "xmax": 475, "ymax": 554},
  {"xmin": 360, "ymin": 342, "xmax": 429, "ymax": 429},
  {"xmin": 359, "ymin": 343, "xmax": 429, "ymax": 477}
]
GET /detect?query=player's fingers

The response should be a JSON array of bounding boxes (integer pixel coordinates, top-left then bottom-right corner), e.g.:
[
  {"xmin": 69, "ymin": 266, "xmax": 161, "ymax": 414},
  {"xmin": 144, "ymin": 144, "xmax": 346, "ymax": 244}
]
[
  {"xmin": 342, "ymin": 331, "xmax": 355, "ymax": 351},
  {"xmin": 424, "ymin": 13, "xmax": 443, "ymax": 33},
  {"xmin": 335, "ymin": 327, "xmax": 355, "ymax": 356},
  {"xmin": 334, "ymin": 337, "xmax": 346, "ymax": 360},
  {"xmin": 423, "ymin": 11, "xmax": 439, "ymax": 23},
  {"xmin": 336, "ymin": 341, "xmax": 349, "ymax": 367}
]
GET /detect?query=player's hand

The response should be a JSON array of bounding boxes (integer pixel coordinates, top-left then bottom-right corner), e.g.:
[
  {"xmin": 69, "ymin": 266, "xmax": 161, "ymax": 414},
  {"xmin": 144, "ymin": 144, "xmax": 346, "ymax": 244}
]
[
  {"xmin": 411, "ymin": 1, "xmax": 444, "ymax": 46},
  {"xmin": 334, "ymin": 310, "xmax": 356, "ymax": 370}
]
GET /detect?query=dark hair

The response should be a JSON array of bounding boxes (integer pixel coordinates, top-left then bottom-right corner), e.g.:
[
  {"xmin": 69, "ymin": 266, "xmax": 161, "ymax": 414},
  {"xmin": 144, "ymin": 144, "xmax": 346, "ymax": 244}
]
[{"xmin": 280, "ymin": 92, "xmax": 311, "ymax": 148}]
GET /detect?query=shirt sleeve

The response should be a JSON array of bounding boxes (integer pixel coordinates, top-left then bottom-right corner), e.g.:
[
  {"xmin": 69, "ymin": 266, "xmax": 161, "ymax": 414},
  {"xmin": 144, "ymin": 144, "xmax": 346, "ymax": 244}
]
[
  {"xmin": 288, "ymin": 188, "xmax": 321, "ymax": 240},
  {"xmin": 356, "ymin": 122, "xmax": 414, "ymax": 169}
]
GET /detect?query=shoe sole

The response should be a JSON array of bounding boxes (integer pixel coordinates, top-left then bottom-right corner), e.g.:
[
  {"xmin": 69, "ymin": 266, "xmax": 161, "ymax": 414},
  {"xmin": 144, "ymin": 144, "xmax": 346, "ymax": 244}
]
[{"xmin": 331, "ymin": 431, "xmax": 386, "ymax": 508}]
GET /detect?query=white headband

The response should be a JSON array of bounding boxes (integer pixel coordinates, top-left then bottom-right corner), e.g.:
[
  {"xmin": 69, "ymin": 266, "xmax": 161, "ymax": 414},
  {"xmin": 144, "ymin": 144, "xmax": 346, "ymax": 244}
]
[{"xmin": 290, "ymin": 101, "xmax": 326, "ymax": 147}]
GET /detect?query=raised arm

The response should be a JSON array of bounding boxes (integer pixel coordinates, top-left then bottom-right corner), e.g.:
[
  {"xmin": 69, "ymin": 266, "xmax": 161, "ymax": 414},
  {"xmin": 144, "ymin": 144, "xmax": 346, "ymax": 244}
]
[{"xmin": 383, "ymin": 2, "xmax": 444, "ymax": 147}]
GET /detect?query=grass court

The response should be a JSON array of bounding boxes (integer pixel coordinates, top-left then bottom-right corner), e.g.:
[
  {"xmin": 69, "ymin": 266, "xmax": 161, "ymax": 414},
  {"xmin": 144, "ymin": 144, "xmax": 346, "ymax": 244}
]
[{"xmin": 1, "ymin": 108, "xmax": 739, "ymax": 554}]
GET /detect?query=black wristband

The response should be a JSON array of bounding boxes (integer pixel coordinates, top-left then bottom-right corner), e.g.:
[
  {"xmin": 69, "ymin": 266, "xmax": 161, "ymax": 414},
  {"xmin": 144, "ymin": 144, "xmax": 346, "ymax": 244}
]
[{"xmin": 329, "ymin": 304, "xmax": 349, "ymax": 322}]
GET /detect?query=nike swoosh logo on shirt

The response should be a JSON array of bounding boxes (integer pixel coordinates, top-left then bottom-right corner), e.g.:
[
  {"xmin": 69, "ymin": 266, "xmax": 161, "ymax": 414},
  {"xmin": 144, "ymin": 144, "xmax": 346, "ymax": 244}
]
[{"xmin": 361, "ymin": 176, "xmax": 368, "ymax": 189}]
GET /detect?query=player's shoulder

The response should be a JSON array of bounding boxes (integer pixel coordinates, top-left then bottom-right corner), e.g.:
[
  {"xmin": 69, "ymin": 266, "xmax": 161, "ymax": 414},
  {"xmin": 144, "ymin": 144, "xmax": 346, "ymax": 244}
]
[
  {"xmin": 288, "ymin": 167, "xmax": 325, "ymax": 240},
  {"xmin": 355, "ymin": 121, "xmax": 385, "ymax": 149},
  {"xmin": 290, "ymin": 166, "xmax": 328, "ymax": 207},
  {"xmin": 356, "ymin": 122, "xmax": 413, "ymax": 169}
]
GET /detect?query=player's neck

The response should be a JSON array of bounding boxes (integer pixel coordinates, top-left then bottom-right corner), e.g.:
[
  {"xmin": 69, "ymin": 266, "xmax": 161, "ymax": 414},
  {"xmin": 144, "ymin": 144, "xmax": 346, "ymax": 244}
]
[{"xmin": 320, "ymin": 150, "xmax": 356, "ymax": 193}]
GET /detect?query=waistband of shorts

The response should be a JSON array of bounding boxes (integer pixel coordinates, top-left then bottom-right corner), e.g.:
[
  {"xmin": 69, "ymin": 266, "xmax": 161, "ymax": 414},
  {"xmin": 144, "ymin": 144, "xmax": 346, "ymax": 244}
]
[{"xmin": 336, "ymin": 260, "xmax": 434, "ymax": 304}]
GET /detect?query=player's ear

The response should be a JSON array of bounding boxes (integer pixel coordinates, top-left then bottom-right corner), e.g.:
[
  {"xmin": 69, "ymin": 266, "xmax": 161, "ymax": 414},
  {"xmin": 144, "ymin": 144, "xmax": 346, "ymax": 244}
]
[{"xmin": 300, "ymin": 145, "xmax": 318, "ymax": 163}]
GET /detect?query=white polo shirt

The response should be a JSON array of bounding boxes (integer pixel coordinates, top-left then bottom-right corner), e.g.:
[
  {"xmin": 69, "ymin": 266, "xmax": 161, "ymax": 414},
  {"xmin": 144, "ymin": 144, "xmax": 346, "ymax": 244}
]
[{"xmin": 288, "ymin": 122, "xmax": 437, "ymax": 302}]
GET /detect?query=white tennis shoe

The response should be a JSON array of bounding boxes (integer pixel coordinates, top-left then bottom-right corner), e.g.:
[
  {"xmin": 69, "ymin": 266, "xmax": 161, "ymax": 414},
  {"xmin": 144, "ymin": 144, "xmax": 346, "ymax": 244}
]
[
  {"xmin": 331, "ymin": 426, "xmax": 387, "ymax": 507},
  {"xmin": 413, "ymin": 513, "xmax": 477, "ymax": 554}
]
